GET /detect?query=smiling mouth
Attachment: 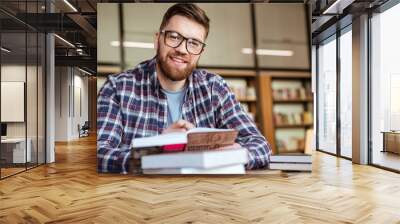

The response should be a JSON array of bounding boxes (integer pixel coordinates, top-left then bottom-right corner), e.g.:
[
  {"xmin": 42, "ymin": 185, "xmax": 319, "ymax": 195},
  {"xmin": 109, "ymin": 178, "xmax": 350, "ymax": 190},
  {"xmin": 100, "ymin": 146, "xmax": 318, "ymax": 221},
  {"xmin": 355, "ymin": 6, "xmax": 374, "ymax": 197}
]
[{"xmin": 169, "ymin": 56, "xmax": 187, "ymax": 65}]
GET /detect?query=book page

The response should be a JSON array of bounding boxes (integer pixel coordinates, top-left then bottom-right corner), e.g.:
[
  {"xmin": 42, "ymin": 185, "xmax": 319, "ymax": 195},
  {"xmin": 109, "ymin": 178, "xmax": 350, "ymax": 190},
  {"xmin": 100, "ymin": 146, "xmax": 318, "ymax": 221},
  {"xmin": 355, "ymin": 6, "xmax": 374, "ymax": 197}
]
[
  {"xmin": 132, "ymin": 132, "xmax": 186, "ymax": 148},
  {"xmin": 188, "ymin": 127, "xmax": 235, "ymax": 133},
  {"xmin": 132, "ymin": 128, "xmax": 237, "ymax": 148}
]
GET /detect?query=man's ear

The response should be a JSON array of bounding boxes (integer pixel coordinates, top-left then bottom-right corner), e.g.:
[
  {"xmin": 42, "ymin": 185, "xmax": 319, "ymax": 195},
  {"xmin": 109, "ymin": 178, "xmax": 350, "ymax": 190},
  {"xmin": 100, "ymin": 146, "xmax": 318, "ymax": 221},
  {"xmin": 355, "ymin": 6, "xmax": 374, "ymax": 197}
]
[
  {"xmin": 154, "ymin": 32, "xmax": 159, "ymax": 51},
  {"xmin": 201, "ymin": 47, "xmax": 205, "ymax": 54}
]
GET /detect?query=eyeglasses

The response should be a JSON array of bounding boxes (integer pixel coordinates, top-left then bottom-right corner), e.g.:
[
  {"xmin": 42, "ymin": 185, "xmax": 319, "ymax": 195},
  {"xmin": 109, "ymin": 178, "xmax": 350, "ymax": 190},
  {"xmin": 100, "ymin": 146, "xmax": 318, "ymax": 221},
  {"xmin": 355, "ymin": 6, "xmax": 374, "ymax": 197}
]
[{"xmin": 160, "ymin": 30, "xmax": 206, "ymax": 55}]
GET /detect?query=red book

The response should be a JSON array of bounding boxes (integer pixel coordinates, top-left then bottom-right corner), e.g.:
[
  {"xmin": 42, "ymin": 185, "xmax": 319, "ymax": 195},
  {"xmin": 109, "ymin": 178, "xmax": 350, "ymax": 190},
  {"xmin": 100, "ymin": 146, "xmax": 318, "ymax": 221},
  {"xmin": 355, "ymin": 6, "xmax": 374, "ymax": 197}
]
[{"xmin": 161, "ymin": 144, "xmax": 186, "ymax": 152}]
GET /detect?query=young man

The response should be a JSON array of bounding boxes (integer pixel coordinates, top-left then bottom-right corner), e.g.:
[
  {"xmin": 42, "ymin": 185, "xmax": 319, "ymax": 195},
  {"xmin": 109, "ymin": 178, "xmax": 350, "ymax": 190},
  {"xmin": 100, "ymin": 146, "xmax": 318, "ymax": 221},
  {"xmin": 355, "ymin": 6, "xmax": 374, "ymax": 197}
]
[{"xmin": 97, "ymin": 3, "xmax": 271, "ymax": 174}]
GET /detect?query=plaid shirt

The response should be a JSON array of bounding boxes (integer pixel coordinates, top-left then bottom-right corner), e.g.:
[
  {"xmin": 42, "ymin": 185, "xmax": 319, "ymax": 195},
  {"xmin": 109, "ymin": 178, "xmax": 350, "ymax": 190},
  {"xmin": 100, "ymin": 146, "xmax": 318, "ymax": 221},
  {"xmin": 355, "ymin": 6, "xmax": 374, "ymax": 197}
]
[{"xmin": 97, "ymin": 57, "xmax": 271, "ymax": 174}]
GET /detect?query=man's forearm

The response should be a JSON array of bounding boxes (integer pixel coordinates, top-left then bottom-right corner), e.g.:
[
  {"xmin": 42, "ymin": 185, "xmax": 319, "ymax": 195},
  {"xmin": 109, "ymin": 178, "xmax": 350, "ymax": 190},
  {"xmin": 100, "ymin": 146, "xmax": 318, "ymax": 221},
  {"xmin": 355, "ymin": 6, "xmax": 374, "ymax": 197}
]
[
  {"xmin": 97, "ymin": 146, "xmax": 131, "ymax": 174},
  {"xmin": 243, "ymin": 138, "xmax": 271, "ymax": 169}
]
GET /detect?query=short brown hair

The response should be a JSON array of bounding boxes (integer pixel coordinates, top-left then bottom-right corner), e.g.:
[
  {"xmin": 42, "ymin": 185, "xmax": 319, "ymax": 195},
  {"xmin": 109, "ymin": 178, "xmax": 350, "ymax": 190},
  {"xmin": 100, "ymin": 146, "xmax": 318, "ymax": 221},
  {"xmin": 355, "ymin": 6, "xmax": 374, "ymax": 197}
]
[{"xmin": 160, "ymin": 3, "xmax": 210, "ymax": 39}]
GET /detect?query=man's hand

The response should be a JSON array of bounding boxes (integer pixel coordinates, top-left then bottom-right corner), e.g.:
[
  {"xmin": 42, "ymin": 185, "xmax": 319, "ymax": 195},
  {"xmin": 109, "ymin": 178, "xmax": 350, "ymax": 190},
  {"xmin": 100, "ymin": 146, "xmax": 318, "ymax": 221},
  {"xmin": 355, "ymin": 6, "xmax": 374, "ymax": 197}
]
[{"xmin": 162, "ymin": 120, "xmax": 195, "ymax": 134}]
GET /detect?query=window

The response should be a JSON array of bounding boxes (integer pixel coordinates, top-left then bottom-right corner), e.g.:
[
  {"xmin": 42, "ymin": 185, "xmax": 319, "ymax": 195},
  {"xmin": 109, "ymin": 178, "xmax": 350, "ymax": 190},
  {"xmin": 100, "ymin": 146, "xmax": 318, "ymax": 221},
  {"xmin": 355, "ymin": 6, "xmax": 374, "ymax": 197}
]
[
  {"xmin": 371, "ymin": 3, "xmax": 400, "ymax": 171},
  {"xmin": 0, "ymin": 1, "xmax": 46, "ymax": 179},
  {"xmin": 339, "ymin": 27, "xmax": 352, "ymax": 158},
  {"xmin": 317, "ymin": 36, "xmax": 337, "ymax": 154}
]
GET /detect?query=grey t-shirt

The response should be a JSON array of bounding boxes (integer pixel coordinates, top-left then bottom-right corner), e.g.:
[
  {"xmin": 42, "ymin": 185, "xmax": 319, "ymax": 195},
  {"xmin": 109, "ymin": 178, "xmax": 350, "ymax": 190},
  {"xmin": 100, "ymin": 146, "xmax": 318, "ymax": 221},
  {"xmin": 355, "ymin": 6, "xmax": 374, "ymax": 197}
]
[{"xmin": 161, "ymin": 87, "xmax": 187, "ymax": 126}]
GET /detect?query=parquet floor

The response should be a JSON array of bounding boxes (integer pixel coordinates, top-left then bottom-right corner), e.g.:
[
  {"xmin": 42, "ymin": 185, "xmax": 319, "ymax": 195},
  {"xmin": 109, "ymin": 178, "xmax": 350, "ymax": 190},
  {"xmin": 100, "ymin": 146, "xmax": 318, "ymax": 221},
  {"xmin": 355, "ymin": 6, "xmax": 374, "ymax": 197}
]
[
  {"xmin": 1, "ymin": 167, "xmax": 26, "ymax": 177},
  {"xmin": 373, "ymin": 151, "xmax": 400, "ymax": 171},
  {"xmin": 1, "ymin": 135, "xmax": 400, "ymax": 223}
]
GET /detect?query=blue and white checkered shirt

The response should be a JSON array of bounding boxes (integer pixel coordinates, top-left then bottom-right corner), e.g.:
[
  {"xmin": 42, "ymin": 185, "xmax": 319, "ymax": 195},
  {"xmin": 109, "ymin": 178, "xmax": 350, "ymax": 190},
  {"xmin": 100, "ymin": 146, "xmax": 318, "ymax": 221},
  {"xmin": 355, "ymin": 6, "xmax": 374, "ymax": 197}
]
[{"xmin": 97, "ymin": 57, "xmax": 271, "ymax": 173}]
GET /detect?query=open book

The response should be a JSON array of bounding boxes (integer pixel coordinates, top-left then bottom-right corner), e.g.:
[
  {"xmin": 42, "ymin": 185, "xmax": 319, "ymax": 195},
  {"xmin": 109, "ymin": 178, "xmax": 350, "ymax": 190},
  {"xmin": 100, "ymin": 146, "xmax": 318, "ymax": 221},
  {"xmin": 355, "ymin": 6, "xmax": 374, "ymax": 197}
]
[{"xmin": 132, "ymin": 128, "xmax": 238, "ymax": 151}]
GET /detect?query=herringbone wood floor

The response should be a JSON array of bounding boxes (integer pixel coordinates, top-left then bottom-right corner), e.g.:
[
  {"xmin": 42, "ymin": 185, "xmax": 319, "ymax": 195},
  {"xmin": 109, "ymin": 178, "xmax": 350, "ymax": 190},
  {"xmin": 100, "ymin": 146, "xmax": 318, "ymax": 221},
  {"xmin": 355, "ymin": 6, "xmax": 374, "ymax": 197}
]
[{"xmin": 1, "ymin": 135, "xmax": 400, "ymax": 224}]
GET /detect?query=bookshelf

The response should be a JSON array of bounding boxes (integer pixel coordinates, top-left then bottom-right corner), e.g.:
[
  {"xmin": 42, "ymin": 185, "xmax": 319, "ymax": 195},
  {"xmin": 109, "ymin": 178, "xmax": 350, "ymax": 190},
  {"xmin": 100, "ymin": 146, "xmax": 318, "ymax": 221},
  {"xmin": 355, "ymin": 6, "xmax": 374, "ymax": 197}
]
[
  {"xmin": 275, "ymin": 124, "xmax": 313, "ymax": 129},
  {"xmin": 207, "ymin": 69, "xmax": 259, "ymax": 126},
  {"xmin": 273, "ymin": 99, "xmax": 313, "ymax": 103},
  {"xmin": 258, "ymin": 71, "xmax": 313, "ymax": 154}
]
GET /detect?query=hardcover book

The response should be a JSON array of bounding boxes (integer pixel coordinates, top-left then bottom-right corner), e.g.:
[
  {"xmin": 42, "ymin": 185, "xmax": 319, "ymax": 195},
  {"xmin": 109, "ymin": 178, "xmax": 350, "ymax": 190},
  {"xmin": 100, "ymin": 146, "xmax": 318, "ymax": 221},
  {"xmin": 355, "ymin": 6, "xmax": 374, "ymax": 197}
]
[{"xmin": 132, "ymin": 128, "xmax": 238, "ymax": 151}]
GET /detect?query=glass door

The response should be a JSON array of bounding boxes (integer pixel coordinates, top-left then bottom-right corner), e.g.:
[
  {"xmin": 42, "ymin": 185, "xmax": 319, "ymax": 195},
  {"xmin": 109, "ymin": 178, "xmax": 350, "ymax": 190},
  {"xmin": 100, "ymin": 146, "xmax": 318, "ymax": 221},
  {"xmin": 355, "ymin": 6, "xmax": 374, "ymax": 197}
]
[
  {"xmin": 0, "ymin": 0, "xmax": 46, "ymax": 179},
  {"xmin": 339, "ymin": 26, "xmax": 352, "ymax": 159},
  {"xmin": 317, "ymin": 35, "xmax": 337, "ymax": 154},
  {"xmin": 1, "ymin": 30, "xmax": 28, "ymax": 177}
]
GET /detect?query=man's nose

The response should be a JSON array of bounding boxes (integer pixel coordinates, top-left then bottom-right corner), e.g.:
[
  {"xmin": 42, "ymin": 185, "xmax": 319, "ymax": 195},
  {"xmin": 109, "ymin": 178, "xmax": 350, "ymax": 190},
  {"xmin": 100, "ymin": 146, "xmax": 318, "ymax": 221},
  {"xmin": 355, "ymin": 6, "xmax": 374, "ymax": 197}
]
[{"xmin": 175, "ymin": 40, "xmax": 188, "ymax": 55}]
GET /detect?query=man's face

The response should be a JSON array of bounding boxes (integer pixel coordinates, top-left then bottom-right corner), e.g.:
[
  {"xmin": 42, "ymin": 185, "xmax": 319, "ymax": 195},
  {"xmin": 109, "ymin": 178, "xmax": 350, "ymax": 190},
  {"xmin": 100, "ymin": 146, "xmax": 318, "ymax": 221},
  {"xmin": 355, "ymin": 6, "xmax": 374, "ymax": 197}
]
[{"xmin": 155, "ymin": 15, "xmax": 206, "ymax": 81}]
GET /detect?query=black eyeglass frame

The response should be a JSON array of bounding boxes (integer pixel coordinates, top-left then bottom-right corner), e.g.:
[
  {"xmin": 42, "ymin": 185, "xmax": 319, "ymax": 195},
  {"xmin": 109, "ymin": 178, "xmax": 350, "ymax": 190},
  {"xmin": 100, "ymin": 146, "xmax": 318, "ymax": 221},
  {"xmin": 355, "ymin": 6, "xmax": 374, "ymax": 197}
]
[{"xmin": 160, "ymin": 30, "xmax": 206, "ymax": 55}]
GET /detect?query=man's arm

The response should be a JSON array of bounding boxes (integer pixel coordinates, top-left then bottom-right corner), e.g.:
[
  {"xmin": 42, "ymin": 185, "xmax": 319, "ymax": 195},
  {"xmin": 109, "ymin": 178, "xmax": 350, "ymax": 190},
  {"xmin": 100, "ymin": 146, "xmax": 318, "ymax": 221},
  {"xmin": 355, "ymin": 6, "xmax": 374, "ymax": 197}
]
[
  {"xmin": 97, "ymin": 76, "xmax": 131, "ymax": 174},
  {"xmin": 213, "ymin": 77, "xmax": 272, "ymax": 169}
]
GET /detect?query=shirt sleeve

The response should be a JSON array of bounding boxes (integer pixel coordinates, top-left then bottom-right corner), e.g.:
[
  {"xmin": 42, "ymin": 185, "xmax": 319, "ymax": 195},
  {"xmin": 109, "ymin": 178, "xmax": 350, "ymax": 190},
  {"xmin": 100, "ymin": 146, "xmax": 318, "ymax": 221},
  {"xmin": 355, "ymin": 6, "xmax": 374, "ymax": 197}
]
[
  {"xmin": 97, "ymin": 75, "xmax": 131, "ymax": 174},
  {"xmin": 213, "ymin": 77, "xmax": 272, "ymax": 169}
]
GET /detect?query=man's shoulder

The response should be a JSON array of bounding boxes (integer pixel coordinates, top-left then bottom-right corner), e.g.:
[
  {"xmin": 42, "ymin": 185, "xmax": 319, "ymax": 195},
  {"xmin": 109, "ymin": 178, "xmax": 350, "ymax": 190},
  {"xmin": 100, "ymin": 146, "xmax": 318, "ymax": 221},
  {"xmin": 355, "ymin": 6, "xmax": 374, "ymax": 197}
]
[
  {"xmin": 108, "ymin": 58, "xmax": 154, "ymax": 83},
  {"xmin": 193, "ymin": 68, "xmax": 225, "ymax": 84},
  {"xmin": 192, "ymin": 69, "xmax": 231, "ymax": 99}
]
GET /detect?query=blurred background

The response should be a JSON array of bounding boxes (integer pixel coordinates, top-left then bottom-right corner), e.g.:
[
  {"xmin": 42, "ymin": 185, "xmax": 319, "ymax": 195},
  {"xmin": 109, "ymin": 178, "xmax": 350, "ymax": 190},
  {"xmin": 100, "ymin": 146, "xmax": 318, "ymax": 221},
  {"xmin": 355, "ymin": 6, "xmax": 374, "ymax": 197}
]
[
  {"xmin": 97, "ymin": 3, "xmax": 310, "ymax": 71},
  {"xmin": 97, "ymin": 3, "xmax": 313, "ymax": 159}
]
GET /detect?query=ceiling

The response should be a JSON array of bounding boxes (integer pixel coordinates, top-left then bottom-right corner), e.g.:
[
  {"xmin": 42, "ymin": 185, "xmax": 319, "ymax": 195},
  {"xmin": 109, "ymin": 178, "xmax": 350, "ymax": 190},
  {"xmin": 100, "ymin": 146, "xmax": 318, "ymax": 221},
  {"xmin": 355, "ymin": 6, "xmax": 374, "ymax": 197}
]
[
  {"xmin": 310, "ymin": 0, "xmax": 391, "ymax": 43},
  {"xmin": 0, "ymin": 0, "xmax": 309, "ymax": 73}
]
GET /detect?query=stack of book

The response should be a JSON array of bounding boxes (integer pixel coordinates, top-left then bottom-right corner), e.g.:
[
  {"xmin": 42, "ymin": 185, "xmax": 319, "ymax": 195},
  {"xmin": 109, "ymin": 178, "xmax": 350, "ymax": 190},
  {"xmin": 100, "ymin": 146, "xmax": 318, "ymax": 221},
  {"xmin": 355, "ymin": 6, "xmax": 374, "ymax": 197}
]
[
  {"xmin": 269, "ymin": 153, "xmax": 312, "ymax": 172},
  {"xmin": 131, "ymin": 128, "xmax": 249, "ymax": 174}
]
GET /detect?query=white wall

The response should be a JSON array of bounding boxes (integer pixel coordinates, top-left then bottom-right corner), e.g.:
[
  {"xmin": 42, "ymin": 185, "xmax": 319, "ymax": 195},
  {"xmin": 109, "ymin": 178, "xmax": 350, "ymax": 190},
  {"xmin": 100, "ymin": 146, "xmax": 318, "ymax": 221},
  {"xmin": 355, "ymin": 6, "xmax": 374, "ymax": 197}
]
[
  {"xmin": 1, "ymin": 65, "xmax": 30, "ymax": 138},
  {"xmin": 55, "ymin": 66, "xmax": 68, "ymax": 141},
  {"xmin": 72, "ymin": 73, "xmax": 89, "ymax": 138},
  {"xmin": 1, "ymin": 64, "xmax": 46, "ymax": 164},
  {"xmin": 54, "ymin": 67, "xmax": 89, "ymax": 141}
]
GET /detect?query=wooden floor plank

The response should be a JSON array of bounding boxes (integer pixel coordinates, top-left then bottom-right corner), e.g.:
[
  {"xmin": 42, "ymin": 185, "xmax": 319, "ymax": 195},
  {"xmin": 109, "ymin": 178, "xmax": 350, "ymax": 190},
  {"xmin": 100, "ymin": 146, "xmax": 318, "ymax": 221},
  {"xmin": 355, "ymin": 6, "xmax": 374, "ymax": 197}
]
[{"xmin": 0, "ymin": 135, "xmax": 400, "ymax": 223}]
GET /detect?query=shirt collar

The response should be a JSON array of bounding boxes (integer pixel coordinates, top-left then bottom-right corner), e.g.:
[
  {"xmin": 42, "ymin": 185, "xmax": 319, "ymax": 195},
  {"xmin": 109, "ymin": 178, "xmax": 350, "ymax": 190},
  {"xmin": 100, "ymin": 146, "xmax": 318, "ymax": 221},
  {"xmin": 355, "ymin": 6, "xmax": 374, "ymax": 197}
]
[
  {"xmin": 147, "ymin": 57, "xmax": 159, "ymax": 91},
  {"xmin": 147, "ymin": 56, "xmax": 195, "ymax": 98}
]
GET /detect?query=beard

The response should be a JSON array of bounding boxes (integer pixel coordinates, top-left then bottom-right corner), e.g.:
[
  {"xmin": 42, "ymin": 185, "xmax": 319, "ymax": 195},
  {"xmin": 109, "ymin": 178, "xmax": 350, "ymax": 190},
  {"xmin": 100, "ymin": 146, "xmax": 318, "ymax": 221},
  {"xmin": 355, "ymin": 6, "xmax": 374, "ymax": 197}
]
[{"xmin": 156, "ymin": 47, "xmax": 197, "ymax": 82}]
